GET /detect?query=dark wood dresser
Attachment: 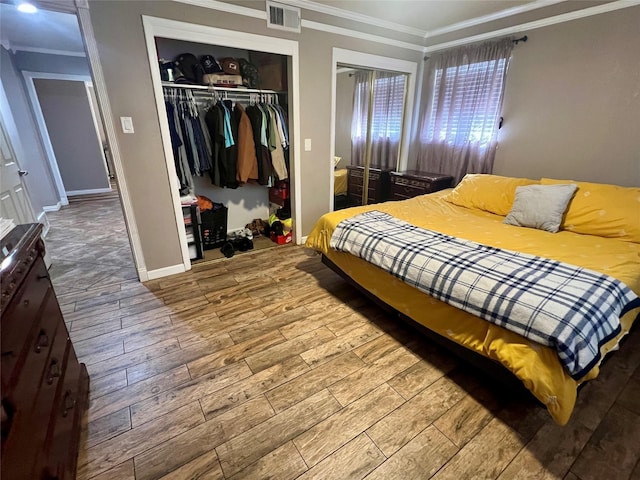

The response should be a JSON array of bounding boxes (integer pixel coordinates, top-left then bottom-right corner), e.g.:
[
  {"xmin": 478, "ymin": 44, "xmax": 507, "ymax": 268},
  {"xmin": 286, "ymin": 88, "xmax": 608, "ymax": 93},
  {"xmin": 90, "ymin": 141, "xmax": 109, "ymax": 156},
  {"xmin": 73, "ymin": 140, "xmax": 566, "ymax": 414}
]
[
  {"xmin": 1, "ymin": 223, "xmax": 89, "ymax": 480},
  {"xmin": 390, "ymin": 170, "xmax": 454, "ymax": 201},
  {"xmin": 346, "ymin": 165, "xmax": 392, "ymax": 206}
]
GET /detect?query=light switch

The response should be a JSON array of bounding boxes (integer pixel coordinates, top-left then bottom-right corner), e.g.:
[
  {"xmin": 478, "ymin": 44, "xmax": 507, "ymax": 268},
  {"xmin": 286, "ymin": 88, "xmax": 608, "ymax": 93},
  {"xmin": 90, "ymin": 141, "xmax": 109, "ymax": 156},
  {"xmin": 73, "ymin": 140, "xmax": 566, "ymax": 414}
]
[
  {"xmin": 120, "ymin": 116, "xmax": 134, "ymax": 134},
  {"xmin": 304, "ymin": 138, "xmax": 312, "ymax": 151}
]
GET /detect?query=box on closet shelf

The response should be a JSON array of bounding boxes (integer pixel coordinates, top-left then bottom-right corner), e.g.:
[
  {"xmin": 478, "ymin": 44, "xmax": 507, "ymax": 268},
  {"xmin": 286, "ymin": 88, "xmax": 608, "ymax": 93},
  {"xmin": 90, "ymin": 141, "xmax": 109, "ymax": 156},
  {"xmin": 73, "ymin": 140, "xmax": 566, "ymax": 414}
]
[{"xmin": 200, "ymin": 203, "xmax": 228, "ymax": 250}]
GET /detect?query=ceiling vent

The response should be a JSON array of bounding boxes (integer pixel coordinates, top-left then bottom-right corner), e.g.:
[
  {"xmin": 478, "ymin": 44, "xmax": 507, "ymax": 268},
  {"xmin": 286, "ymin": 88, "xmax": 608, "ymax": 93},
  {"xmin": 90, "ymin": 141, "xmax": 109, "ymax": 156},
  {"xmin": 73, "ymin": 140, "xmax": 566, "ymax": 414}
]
[{"xmin": 266, "ymin": 1, "xmax": 301, "ymax": 33}]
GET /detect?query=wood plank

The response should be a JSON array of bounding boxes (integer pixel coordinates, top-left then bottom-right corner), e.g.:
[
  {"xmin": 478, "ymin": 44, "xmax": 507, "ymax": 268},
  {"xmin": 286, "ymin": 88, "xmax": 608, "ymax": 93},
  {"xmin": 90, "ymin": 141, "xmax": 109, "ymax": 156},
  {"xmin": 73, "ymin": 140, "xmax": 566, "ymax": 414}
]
[
  {"xmin": 244, "ymin": 326, "xmax": 336, "ymax": 373},
  {"xmin": 89, "ymin": 365, "xmax": 191, "ymax": 422},
  {"xmin": 74, "ymin": 316, "xmax": 171, "ymax": 355},
  {"xmin": 570, "ymin": 404, "xmax": 640, "ymax": 480},
  {"xmin": 572, "ymin": 327, "xmax": 640, "ymax": 430},
  {"xmin": 119, "ymin": 306, "xmax": 174, "ymax": 329},
  {"xmin": 85, "ymin": 407, "xmax": 131, "ymax": 448},
  {"xmin": 430, "ymin": 418, "xmax": 526, "ymax": 480},
  {"xmin": 156, "ymin": 451, "xmax": 223, "ymax": 480},
  {"xmin": 297, "ymin": 433, "xmax": 385, "ymax": 480},
  {"xmin": 226, "ymin": 441, "xmax": 307, "ymax": 480},
  {"xmin": 134, "ymin": 396, "xmax": 275, "ymax": 480},
  {"xmin": 88, "ymin": 460, "xmax": 135, "ymax": 480},
  {"xmin": 199, "ymin": 355, "xmax": 310, "ymax": 420},
  {"xmin": 352, "ymin": 333, "xmax": 407, "ymax": 365},
  {"xmin": 89, "ymin": 369, "xmax": 128, "ymax": 400},
  {"xmin": 174, "ymin": 307, "xmax": 260, "ymax": 350},
  {"xmin": 215, "ymin": 389, "xmax": 341, "ymax": 477},
  {"xmin": 497, "ymin": 416, "xmax": 592, "ymax": 480},
  {"xmin": 386, "ymin": 357, "xmax": 457, "ymax": 400},
  {"xmin": 186, "ymin": 329, "xmax": 286, "ymax": 379},
  {"xmin": 432, "ymin": 383, "xmax": 505, "ymax": 448},
  {"xmin": 86, "ymin": 338, "xmax": 180, "ymax": 381},
  {"xmin": 77, "ymin": 402, "xmax": 205, "ymax": 479},
  {"xmin": 69, "ymin": 317, "xmax": 122, "ymax": 343},
  {"xmin": 365, "ymin": 426, "xmax": 458, "ymax": 480},
  {"xmin": 616, "ymin": 376, "xmax": 640, "ymax": 416},
  {"xmin": 278, "ymin": 304, "xmax": 355, "ymax": 340},
  {"xmin": 126, "ymin": 334, "xmax": 234, "ymax": 384},
  {"xmin": 300, "ymin": 323, "xmax": 384, "ymax": 368},
  {"xmin": 293, "ymin": 383, "xmax": 404, "ymax": 467},
  {"xmin": 265, "ymin": 352, "xmax": 366, "ymax": 413},
  {"xmin": 81, "ymin": 339, "xmax": 124, "ymax": 366},
  {"xmin": 130, "ymin": 360, "xmax": 253, "ymax": 427},
  {"xmin": 366, "ymin": 375, "xmax": 467, "ymax": 457},
  {"xmin": 227, "ymin": 306, "xmax": 311, "ymax": 344},
  {"xmin": 328, "ymin": 347, "xmax": 419, "ymax": 406}
]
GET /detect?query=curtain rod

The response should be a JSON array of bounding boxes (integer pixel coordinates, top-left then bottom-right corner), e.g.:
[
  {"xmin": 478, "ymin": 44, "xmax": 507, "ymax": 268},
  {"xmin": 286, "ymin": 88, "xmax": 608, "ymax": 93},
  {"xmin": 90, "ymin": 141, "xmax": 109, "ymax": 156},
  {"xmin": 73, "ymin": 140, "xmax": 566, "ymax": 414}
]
[{"xmin": 424, "ymin": 34, "xmax": 528, "ymax": 60}]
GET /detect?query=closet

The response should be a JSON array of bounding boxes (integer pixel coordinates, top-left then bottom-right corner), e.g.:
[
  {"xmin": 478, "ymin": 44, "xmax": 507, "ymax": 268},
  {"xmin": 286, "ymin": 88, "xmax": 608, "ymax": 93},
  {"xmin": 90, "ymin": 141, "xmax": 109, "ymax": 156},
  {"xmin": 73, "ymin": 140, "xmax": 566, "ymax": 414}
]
[{"xmin": 155, "ymin": 37, "xmax": 293, "ymax": 262}]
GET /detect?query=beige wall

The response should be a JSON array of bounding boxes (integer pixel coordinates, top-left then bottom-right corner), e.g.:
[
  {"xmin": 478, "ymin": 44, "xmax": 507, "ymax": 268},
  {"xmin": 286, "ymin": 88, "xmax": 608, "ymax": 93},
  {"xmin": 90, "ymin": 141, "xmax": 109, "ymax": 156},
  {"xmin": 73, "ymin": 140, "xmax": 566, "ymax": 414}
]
[
  {"xmin": 88, "ymin": 1, "xmax": 421, "ymax": 271},
  {"xmin": 494, "ymin": 7, "xmax": 640, "ymax": 186},
  {"xmin": 34, "ymin": 79, "xmax": 109, "ymax": 193}
]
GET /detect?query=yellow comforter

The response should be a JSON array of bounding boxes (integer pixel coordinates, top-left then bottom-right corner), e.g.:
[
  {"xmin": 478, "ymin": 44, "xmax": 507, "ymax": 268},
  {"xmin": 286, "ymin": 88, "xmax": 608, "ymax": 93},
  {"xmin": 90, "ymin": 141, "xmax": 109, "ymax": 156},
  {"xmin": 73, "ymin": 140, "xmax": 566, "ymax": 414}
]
[
  {"xmin": 334, "ymin": 168, "xmax": 348, "ymax": 196},
  {"xmin": 305, "ymin": 190, "xmax": 640, "ymax": 425}
]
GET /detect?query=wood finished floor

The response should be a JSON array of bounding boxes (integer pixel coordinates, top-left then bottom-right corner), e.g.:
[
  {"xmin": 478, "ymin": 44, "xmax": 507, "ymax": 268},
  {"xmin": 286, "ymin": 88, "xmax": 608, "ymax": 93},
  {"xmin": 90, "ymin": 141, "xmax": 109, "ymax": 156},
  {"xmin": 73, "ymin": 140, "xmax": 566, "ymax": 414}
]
[{"xmin": 47, "ymin": 199, "xmax": 640, "ymax": 480}]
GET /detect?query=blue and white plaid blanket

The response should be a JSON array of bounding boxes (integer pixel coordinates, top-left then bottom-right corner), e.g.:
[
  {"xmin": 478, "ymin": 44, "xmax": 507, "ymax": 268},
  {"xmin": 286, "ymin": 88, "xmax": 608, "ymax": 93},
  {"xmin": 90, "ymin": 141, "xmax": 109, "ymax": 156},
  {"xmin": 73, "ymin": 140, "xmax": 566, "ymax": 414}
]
[{"xmin": 330, "ymin": 211, "xmax": 640, "ymax": 379}]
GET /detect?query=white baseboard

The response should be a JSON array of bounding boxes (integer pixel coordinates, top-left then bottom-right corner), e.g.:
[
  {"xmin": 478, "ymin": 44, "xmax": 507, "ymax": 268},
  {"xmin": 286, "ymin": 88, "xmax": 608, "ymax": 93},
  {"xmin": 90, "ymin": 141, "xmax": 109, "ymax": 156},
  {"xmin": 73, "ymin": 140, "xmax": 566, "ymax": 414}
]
[
  {"xmin": 146, "ymin": 263, "xmax": 187, "ymax": 281},
  {"xmin": 43, "ymin": 202, "xmax": 63, "ymax": 212},
  {"xmin": 37, "ymin": 211, "xmax": 51, "ymax": 237},
  {"xmin": 298, "ymin": 235, "xmax": 308, "ymax": 245},
  {"xmin": 66, "ymin": 187, "xmax": 113, "ymax": 196}
]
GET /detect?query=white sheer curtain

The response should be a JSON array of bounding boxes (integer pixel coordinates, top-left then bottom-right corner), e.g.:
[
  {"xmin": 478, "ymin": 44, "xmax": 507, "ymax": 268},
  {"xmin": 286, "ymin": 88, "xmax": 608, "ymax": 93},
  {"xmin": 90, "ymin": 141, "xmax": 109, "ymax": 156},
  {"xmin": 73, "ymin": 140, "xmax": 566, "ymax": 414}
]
[
  {"xmin": 417, "ymin": 38, "xmax": 513, "ymax": 182},
  {"xmin": 351, "ymin": 70, "xmax": 406, "ymax": 169}
]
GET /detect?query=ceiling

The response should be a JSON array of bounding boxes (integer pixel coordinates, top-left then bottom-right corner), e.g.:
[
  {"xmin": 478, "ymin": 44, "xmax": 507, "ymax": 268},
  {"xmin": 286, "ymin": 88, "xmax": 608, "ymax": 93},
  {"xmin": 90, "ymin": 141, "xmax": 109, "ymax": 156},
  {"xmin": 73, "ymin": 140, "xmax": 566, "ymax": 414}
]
[
  {"xmin": 0, "ymin": 0, "xmax": 619, "ymax": 56},
  {"xmin": 0, "ymin": 2, "xmax": 84, "ymax": 55},
  {"xmin": 310, "ymin": 0, "xmax": 534, "ymax": 34}
]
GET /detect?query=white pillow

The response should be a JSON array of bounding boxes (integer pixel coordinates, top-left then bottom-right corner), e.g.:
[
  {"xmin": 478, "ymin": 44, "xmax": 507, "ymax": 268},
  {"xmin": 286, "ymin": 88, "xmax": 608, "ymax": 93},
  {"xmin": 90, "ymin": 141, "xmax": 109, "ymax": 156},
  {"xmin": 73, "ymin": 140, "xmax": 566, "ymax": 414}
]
[{"xmin": 504, "ymin": 184, "xmax": 577, "ymax": 233}]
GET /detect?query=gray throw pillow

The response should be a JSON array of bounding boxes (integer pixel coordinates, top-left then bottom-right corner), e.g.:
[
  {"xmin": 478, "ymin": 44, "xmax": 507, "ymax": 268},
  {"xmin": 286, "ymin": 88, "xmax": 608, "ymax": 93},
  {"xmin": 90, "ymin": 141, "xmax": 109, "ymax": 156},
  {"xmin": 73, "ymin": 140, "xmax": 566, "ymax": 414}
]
[{"xmin": 504, "ymin": 184, "xmax": 578, "ymax": 233}]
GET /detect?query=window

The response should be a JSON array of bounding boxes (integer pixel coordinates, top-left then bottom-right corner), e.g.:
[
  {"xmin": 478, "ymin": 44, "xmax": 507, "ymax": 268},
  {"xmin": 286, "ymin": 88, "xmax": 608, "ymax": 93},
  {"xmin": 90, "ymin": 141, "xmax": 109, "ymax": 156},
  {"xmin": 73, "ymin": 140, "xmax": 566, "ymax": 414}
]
[
  {"xmin": 352, "ymin": 73, "xmax": 406, "ymax": 142},
  {"xmin": 423, "ymin": 58, "xmax": 507, "ymax": 146}
]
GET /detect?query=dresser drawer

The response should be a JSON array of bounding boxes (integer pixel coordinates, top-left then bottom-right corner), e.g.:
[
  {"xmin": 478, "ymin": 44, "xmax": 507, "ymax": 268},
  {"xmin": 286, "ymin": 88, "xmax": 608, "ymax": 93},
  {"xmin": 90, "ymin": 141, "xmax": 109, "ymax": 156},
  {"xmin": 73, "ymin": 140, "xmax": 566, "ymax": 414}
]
[
  {"xmin": 1, "ymin": 260, "xmax": 54, "ymax": 391},
  {"xmin": 43, "ymin": 349, "xmax": 87, "ymax": 480},
  {"xmin": 390, "ymin": 171, "xmax": 453, "ymax": 201}
]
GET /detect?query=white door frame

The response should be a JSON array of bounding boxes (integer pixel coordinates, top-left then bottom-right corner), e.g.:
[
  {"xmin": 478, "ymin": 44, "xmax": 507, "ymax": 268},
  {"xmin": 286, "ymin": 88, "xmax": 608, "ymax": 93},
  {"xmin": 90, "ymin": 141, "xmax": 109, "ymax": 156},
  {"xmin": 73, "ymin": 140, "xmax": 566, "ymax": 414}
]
[
  {"xmin": 329, "ymin": 48, "xmax": 417, "ymax": 210},
  {"xmin": 22, "ymin": 71, "xmax": 112, "ymax": 201},
  {"xmin": 141, "ymin": 15, "xmax": 302, "ymax": 271},
  {"xmin": 73, "ymin": 0, "xmax": 147, "ymax": 280}
]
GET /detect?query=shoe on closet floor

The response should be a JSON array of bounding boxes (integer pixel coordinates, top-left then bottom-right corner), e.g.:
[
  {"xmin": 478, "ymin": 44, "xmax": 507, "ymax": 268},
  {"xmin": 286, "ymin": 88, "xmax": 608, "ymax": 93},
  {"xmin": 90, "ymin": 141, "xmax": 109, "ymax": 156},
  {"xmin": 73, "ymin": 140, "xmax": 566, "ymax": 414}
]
[{"xmin": 220, "ymin": 242, "xmax": 235, "ymax": 258}]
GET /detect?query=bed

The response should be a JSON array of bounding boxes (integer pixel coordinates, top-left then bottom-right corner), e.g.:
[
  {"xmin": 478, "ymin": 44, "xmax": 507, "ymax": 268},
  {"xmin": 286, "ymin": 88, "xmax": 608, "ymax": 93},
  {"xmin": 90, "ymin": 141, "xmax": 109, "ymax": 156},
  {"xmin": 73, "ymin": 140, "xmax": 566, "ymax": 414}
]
[
  {"xmin": 305, "ymin": 174, "xmax": 640, "ymax": 424},
  {"xmin": 333, "ymin": 168, "xmax": 348, "ymax": 209}
]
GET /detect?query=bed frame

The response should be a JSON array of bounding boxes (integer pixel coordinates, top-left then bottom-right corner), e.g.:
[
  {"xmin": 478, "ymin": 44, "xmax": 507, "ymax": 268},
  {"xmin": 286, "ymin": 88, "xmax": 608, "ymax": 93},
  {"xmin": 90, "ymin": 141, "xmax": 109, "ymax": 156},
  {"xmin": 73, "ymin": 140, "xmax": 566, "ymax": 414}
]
[
  {"xmin": 321, "ymin": 254, "xmax": 541, "ymax": 400},
  {"xmin": 322, "ymin": 253, "xmax": 640, "ymax": 403}
]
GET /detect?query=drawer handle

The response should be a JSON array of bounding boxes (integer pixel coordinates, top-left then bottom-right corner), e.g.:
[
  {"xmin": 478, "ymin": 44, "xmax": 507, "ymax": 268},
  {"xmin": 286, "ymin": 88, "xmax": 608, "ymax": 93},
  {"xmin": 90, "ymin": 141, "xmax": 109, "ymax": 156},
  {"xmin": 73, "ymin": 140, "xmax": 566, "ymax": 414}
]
[
  {"xmin": 47, "ymin": 359, "xmax": 61, "ymax": 385},
  {"xmin": 34, "ymin": 329, "xmax": 49, "ymax": 353},
  {"xmin": 62, "ymin": 390, "xmax": 76, "ymax": 418}
]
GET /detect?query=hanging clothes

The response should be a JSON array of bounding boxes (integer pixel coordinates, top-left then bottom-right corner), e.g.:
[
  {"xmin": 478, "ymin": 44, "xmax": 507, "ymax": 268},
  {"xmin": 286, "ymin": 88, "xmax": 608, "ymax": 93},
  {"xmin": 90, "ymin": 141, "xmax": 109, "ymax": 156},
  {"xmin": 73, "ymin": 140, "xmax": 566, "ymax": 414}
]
[
  {"xmin": 265, "ymin": 105, "xmax": 288, "ymax": 180},
  {"xmin": 205, "ymin": 101, "xmax": 237, "ymax": 189},
  {"xmin": 245, "ymin": 104, "xmax": 273, "ymax": 185},
  {"xmin": 234, "ymin": 103, "xmax": 259, "ymax": 183}
]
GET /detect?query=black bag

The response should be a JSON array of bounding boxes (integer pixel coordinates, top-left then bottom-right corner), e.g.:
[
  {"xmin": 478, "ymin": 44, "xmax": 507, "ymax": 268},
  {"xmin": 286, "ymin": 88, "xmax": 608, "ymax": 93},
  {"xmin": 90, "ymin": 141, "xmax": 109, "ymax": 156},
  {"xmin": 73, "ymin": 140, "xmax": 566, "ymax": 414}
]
[
  {"xmin": 174, "ymin": 53, "xmax": 204, "ymax": 84},
  {"xmin": 238, "ymin": 58, "xmax": 260, "ymax": 88}
]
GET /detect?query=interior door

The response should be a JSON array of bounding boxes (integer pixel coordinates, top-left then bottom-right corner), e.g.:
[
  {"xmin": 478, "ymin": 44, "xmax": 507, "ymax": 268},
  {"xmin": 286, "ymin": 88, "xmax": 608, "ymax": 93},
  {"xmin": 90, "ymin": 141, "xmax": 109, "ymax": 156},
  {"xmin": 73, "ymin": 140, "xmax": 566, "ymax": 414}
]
[{"xmin": 0, "ymin": 112, "xmax": 36, "ymax": 225}]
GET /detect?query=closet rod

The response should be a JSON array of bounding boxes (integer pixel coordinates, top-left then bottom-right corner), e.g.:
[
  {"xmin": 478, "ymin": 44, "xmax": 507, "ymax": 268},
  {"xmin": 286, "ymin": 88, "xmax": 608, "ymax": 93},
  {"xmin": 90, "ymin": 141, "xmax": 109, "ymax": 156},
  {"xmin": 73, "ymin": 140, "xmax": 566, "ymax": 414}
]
[{"xmin": 161, "ymin": 81, "xmax": 282, "ymax": 94}]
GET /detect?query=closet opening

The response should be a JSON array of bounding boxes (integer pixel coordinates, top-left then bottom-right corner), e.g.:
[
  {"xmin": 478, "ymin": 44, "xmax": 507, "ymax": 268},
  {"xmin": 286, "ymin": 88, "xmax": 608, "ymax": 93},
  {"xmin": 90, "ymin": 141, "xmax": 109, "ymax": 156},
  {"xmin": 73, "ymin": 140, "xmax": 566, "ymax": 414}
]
[
  {"xmin": 329, "ymin": 48, "xmax": 418, "ymax": 212},
  {"xmin": 142, "ymin": 17, "xmax": 301, "ymax": 271}
]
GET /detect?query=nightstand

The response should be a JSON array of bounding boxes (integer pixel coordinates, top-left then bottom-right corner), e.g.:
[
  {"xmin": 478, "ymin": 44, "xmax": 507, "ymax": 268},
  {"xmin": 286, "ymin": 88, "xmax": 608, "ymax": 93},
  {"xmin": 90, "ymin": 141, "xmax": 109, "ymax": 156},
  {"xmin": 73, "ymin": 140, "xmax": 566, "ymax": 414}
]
[
  {"xmin": 346, "ymin": 165, "xmax": 392, "ymax": 206},
  {"xmin": 390, "ymin": 170, "xmax": 454, "ymax": 200}
]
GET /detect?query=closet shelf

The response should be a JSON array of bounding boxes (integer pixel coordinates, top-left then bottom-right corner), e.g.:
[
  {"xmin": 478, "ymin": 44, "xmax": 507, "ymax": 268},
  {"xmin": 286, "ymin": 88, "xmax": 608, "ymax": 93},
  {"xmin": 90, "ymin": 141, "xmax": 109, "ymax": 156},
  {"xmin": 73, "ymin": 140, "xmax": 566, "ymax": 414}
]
[{"xmin": 162, "ymin": 82, "xmax": 284, "ymax": 95}]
